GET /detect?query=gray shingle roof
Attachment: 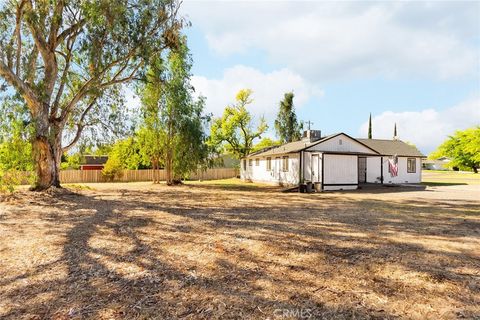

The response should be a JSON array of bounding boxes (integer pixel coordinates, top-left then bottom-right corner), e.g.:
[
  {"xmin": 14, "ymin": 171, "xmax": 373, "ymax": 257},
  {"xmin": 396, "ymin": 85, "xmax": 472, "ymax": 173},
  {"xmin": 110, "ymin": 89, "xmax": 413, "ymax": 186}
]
[
  {"xmin": 83, "ymin": 155, "xmax": 109, "ymax": 165},
  {"xmin": 246, "ymin": 134, "xmax": 425, "ymax": 158},
  {"xmin": 356, "ymin": 139, "xmax": 425, "ymax": 157},
  {"xmin": 247, "ymin": 133, "xmax": 340, "ymax": 157}
]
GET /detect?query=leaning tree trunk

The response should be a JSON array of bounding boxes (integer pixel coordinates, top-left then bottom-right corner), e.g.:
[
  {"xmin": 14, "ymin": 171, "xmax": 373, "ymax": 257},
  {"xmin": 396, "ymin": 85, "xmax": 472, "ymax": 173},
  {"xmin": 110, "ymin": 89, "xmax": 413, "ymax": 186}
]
[{"xmin": 31, "ymin": 117, "xmax": 63, "ymax": 190}]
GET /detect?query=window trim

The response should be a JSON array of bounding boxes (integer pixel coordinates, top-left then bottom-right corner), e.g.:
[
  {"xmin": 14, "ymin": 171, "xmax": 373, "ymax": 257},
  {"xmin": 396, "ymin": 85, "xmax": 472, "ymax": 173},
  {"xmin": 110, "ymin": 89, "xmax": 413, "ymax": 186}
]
[
  {"xmin": 255, "ymin": 158, "xmax": 260, "ymax": 166},
  {"xmin": 266, "ymin": 157, "xmax": 272, "ymax": 171},
  {"xmin": 407, "ymin": 158, "xmax": 416, "ymax": 173},
  {"xmin": 248, "ymin": 159, "xmax": 253, "ymax": 167},
  {"xmin": 282, "ymin": 156, "xmax": 289, "ymax": 172}
]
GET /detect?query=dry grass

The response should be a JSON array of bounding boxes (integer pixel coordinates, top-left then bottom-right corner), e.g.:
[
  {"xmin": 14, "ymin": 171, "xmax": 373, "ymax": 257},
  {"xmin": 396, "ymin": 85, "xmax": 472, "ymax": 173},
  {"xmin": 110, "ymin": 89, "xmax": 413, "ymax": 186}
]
[{"xmin": 0, "ymin": 180, "xmax": 479, "ymax": 319}]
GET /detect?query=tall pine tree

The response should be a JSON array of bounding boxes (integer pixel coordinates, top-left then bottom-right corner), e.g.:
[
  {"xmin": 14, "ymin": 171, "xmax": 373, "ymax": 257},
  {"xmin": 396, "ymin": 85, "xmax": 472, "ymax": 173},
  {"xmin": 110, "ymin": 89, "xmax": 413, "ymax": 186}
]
[
  {"xmin": 368, "ymin": 113, "xmax": 372, "ymax": 139},
  {"xmin": 274, "ymin": 92, "xmax": 303, "ymax": 143}
]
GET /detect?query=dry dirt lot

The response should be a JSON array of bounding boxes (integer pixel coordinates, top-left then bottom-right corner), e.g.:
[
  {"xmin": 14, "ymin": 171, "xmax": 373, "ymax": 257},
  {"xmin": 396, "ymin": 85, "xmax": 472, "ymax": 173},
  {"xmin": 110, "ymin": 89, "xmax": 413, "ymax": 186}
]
[{"xmin": 0, "ymin": 180, "xmax": 479, "ymax": 319}]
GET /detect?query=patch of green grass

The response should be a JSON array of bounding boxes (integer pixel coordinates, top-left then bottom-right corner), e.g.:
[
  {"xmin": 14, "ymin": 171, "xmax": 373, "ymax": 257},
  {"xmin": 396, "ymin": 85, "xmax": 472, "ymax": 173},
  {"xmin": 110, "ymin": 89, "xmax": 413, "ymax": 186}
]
[
  {"xmin": 423, "ymin": 169, "xmax": 478, "ymax": 176},
  {"xmin": 422, "ymin": 170, "xmax": 480, "ymax": 185},
  {"xmin": 185, "ymin": 178, "xmax": 277, "ymax": 191}
]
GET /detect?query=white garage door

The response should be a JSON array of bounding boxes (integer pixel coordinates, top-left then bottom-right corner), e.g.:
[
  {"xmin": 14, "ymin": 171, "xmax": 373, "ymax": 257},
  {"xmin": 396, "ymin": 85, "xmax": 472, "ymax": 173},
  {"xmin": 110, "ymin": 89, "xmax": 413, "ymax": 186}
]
[{"xmin": 323, "ymin": 154, "xmax": 358, "ymax": 190}]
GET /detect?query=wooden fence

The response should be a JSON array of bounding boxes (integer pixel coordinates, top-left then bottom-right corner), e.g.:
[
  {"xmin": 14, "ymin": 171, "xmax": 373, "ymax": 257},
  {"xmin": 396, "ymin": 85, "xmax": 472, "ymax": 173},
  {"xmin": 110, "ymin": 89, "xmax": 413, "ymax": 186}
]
[{"xmin": 18, "ymin": 168, "xmax": 239, "ymax": 184}]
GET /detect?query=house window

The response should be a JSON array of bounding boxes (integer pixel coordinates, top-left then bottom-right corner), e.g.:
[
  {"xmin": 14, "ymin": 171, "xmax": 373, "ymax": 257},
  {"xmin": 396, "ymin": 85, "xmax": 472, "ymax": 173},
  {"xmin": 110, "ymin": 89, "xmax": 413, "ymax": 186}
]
[
  {"xmin": 407, "ymin": 158, "xmax": 416, "ymax": 173},
  {"xmin": 339, "ymin": 139, "xmax": 343, "ymax": 145},
  {"xmin": 243, "ymin": 159, "xmax": 247, "ymax": 170},
  {"xmin": 255, "ymin": 158, "xmax": 260, "ymax": 166},
  {"xmin": 249, "ymin": 159, "xmax": 253, "ymax": 167},
  {"xmin": 282, "ymin": 156, "xmax": 289, "ymax": 172},
  {"xmin": 266, "ymin": 157, "xmax": 272, "ymax": 171}
]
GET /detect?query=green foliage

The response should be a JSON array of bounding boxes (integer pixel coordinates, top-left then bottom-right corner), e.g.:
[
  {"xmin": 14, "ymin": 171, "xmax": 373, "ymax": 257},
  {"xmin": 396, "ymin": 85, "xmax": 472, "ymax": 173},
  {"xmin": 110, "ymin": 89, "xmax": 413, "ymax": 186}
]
[
  {"xmin": 274, "ymin": 92, "xmax": 302, "ymax": 143},
  {"xmin": 0, "ymin": 0, "xmax": 183, "ymax": 189},
  {"xmin": 252, "ymin": 138, "xmax": 281, "ymax": 153},
  {"xmin": 430, "ymin": 127, "xmax": 480, "ymax": 173},
  {"xmin": 102, "ymin": 156, "xmax": 124, "ymax": 181},
  {"xmin": 0, "ymin": 100, "xmax": 33, "ymax": 172},
  {"xmin": 209, "ymin": 89, "xmax": 268, "ymax": 159},
  {"xmin": 0, "ymin": 100, "xmax": 34, "ymax": 192},
  {"xmin": 137, "ymin": 38, "xmax": 210, "ymax": 182},
  {"xmin": 104, "ymin": 137, "xmax": 147, "ymax": 170},
  {"xmin": 60, "ymin": 153, "xmax": 81, "ymax": 170},
  {"xmin": 0, "ymin": 170, "xmax": 23, "ymax": 193}
]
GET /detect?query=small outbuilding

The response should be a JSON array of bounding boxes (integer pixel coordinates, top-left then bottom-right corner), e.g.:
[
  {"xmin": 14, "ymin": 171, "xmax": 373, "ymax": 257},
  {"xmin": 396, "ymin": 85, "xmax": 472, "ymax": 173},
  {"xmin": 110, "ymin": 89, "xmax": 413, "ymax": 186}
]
[
  {"xmin": 240, "ymin": 130, "xmax": 425, "ymax": 191},
  {"xmin": 80, "ymin": 155, "xmax": 109, "ymax": 170},
  {"xmin": 422, "ymin": 157, "xmax": 452, "ymax": 170}
]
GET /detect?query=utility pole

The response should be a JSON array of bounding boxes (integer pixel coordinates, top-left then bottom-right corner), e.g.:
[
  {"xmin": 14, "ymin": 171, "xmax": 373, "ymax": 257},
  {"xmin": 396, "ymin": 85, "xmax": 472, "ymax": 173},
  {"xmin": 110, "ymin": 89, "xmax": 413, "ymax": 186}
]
[{"xmin": 305, "ymin": 120, "xmax": 314, "ymax": 131}]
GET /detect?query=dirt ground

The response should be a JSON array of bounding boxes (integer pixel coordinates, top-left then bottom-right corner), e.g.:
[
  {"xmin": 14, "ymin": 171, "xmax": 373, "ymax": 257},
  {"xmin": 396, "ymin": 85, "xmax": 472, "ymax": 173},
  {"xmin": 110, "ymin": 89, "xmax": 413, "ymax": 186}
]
[{"xmin": 0, "ymin": 179, "xmax": 479, "ymax": 319}]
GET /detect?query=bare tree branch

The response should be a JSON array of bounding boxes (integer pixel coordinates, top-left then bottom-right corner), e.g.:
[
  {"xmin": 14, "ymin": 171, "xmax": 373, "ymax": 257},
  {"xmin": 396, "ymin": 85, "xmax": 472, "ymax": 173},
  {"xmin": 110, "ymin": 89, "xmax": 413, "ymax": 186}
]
[
  {"xmin": 62, "ymin": 98, "xmax": 97, "ymax": 152},
  {"xmin": 14, "ymin": 0, "xmax": 27, "ymax": 76},
  {"xmin": 55, "ymin": 18, "xmax": 86, "ymax": 47}
]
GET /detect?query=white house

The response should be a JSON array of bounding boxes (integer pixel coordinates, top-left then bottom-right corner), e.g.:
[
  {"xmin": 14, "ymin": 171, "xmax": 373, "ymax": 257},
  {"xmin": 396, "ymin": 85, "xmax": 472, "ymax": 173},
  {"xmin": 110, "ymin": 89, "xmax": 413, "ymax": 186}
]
[
  {"xmin": 422, "ymin": 157, "xmax": 452, "ymax": 170},
  {"xmin": 240, "ymin": 130, "xmax": 425, "ymax": 191}
]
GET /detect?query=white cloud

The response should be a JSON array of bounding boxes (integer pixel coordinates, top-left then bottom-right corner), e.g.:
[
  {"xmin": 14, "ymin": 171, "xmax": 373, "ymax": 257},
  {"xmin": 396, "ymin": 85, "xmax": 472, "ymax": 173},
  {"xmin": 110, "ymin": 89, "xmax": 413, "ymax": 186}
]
[
  {"xmin": 182, "ymin": 1, "xmax": 479, "ymax": 80},
  {"xmin": 358, "ymin": 98, "xmax": 480, "ymax": 154},
  {"xmin": 191, "ymin": 65, "xmax": 323, "ymax": 119}
]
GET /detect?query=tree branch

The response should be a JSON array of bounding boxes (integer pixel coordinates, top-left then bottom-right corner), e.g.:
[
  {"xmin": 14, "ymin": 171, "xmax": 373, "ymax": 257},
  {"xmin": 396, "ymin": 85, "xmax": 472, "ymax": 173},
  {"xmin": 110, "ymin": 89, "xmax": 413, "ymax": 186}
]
[
  {"xmin": 0, "ymin": 59, "xmax": 41, "ymax": 114},
  {"xmin": 24, "ymin": 0, "xmax": 50, "ymax": 63},
  {"xmin": 62, "ymin": 98, "xmax": 97, "ymax": 152},
  {"xmin": 14, "ymin": 1, "xmax": 27, "ymax": 76},
  {"xmin": 55, "ymin": 19, "xmax": 86, "ymax": 48},
  {"xmin": 99, "ymin": 61, "xmax": 143, "ymax": 88},
  {"xmin": 48, "ymin": 0, "xmax": 64, "ymax": 49},
  {"xmin": 24, "ymin": 0, "xmax": 58, "ymax": 101}
]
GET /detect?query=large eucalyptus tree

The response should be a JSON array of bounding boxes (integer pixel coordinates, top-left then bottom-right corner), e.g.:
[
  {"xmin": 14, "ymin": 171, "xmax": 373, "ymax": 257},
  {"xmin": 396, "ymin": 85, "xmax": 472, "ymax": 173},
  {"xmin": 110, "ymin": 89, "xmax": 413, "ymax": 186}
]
[{"xmin": 0, "ymin": 0, "xmax": 182, "ymax": 190}]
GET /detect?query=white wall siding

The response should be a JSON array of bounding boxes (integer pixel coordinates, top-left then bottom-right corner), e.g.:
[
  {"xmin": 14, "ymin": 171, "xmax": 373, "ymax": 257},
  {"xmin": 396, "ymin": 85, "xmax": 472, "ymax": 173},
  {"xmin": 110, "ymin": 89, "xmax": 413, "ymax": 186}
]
[
  {"xmin": 366, "ymin": 157, "xmax": 382, "ymax": 183},
  {"xmin": 323, "ymin": 185, "xmax": 357, "ymax": 191},
  {"xmin": 383, "ymin": 157, "xmax": 422, "ymax": 184},
  {"xmin": 307, "ymin": 134, "xmax": 374, "ymax": 154},
  {"xmin": 323, "ymin": 154, "xmax": 358, "ymax": 189},
  {"xmin": 241, "ymin": 153, "xmax": 300, "ymax": 186}
]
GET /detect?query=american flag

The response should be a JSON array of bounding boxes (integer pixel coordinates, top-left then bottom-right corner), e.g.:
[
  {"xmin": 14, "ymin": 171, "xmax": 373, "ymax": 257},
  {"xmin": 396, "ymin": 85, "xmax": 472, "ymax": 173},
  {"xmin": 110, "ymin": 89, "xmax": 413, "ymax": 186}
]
[{"xmin": 388, "ymin": 158, "xmax": 398, "ymax": 177}]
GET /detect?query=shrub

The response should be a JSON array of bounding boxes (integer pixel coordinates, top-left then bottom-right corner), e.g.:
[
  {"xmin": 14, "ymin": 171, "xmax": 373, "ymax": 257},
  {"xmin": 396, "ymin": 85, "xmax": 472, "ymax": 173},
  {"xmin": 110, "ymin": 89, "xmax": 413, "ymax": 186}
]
[
  {"xmin": 102, "ymin": 157, "xmax": 124, "ymax": 181},
  {"xmin": 0, "ymin": 169, "xmax": 32, "ymax": 193}
]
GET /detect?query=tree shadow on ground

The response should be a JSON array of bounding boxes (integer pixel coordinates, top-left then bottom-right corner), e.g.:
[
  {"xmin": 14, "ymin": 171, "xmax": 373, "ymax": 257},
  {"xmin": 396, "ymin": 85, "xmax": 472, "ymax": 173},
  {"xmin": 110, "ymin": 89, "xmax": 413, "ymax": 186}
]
[
  {"xmin": 421, "ymin": 182, "xmax": 469, "ymax": 186},
  {"xmin": 0, "ymin": 186, "xmax": 479, "ymax": 319}
]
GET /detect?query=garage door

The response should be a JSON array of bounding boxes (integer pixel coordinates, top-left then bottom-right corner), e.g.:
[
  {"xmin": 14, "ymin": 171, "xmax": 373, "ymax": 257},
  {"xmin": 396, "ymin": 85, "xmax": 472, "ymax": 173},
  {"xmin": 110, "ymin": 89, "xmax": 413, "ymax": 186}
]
[{"xmin": 323, "ymin": 154, "xmax": 358, "ymax": 190}]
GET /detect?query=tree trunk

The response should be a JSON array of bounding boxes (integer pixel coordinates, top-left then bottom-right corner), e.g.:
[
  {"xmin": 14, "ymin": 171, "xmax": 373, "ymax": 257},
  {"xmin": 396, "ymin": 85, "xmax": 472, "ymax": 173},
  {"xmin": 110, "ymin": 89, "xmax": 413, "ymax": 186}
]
[
  {"xmin": 166, "ymin": 150, "xmax": 173, "ymax": 185},
  {"xmin": 31, "ymin": 118, "xmax": 63, "ymax": 190},
  {"xmin": 473, "ymin": 167, "xmax": 478, "ymax": 174},
  {"xmin": 32, "ymin": 136, "xmax": 61, "ymax": 190}
]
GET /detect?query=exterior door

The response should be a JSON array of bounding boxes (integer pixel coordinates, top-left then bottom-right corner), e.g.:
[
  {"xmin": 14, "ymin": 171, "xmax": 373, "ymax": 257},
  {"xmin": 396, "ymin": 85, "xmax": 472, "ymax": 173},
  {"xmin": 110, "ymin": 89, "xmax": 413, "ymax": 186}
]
[
  {"xmin": 358, "ymin": 157, "xmax": 367, "ymax": 183},
  {"xmin": 311, "ymin": 154, "xmax": 320, "ymax": 182},
  {"xmin": 275, "ymin": 157, "xmax": 281, "ymax": 180}
]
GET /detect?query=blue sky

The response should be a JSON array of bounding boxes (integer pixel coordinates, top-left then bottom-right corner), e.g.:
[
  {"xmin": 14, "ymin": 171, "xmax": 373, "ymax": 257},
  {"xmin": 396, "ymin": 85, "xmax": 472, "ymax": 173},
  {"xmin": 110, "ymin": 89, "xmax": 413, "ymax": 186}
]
[{"xmin": 177, "ymin": 1, "xmax": 480, "ymax": 154}]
